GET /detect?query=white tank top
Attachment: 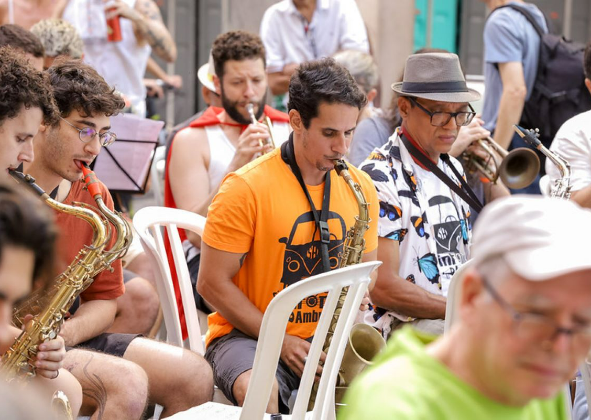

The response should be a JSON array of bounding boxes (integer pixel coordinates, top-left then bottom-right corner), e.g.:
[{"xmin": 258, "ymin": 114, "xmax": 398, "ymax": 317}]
[
  {"xmin": 62, "ymin": 0, "xmax": 151, "ymax": 117},
  {"xmin": 205, "ymin": 125, "xmax": 235, "ymax": 191}
]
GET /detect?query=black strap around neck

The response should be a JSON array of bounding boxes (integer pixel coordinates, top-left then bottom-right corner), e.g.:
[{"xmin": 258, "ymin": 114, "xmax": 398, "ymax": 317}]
[
  {"xmin": 401, "ymin": 134, "xmax": 483, "ymax": 213},
  {"xmin": 281, "ymin": 133, "xmax": 332, "ymax": 272}
]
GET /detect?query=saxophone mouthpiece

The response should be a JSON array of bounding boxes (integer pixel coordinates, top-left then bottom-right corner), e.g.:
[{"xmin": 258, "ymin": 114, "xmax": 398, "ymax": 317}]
[
  {"xmin": 81, "ymin": 163, "xmax": 102, "ymax": 199},
  {"xmin": 333, "ymin": 159, "xmax": 348, "ymax": 175},
  {"xmin": 513, "ymin": 124, "xmax": 542, "ymax": 147}
]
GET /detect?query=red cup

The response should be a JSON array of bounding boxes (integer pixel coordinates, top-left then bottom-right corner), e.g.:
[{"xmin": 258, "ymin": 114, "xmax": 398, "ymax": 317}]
[{"xmin": 106, "ymin": 7, "xmax": 122, "ymax": 42}]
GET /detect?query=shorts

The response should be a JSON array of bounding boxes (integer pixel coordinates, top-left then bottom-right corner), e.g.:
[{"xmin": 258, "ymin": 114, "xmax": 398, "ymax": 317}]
[
  {"xmin": 74, "ymin": 333, "xmax": 141, "ymax": 358},
  {"xmin": 205, "ymin": 329, "xmax": 300, "ymax": 414}
]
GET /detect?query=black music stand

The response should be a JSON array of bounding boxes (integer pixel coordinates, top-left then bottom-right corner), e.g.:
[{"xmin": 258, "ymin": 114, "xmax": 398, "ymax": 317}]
[{"xmin": 92, "ymin": 114, "xmax": 164, "ymax": 194}]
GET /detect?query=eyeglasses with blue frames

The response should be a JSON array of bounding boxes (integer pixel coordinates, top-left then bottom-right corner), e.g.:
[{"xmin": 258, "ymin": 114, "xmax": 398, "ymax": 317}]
[
  {"xmin": 60, "ymin": 117, "xmax": 117, "ymax": 147},
  {"xmin": 409, "ymin": 97, "xmax": 476, "ymax": 127},
  {"xmin": 481, "ymin": 276, "xmax": 591, "ymax": 347}
]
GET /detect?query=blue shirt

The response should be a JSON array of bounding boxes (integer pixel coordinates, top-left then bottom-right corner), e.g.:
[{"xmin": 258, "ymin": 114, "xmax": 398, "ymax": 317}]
[{"xmin": 481, "ymin": 2, "xmax": 547, "ymax": 131}]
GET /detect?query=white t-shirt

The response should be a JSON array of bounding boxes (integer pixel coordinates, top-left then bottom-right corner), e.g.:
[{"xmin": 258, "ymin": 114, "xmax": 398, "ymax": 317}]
[
  {"xmin": 546, "ymin": 109, "xmax": 591, "ymax": 192},
  {"xmin": 260, "ymin": 0, "xmax": 369, "ymax": 73},
  {"xmin": 359, "ymin": 129, "xmax": 471, "ymax": 336}
]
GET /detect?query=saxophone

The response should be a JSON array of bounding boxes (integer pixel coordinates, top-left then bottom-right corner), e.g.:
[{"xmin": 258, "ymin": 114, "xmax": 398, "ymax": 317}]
[
  {"xmin": 514, "ymin": 125, "xmax": 572, "ymax": 199},
  {"xmin": 308, "ymin": 160, "xmax": 386, "ymax": 410},
  {"xmin": 1, "ymin": 170, "xmax": 108, "ymax": 382}
]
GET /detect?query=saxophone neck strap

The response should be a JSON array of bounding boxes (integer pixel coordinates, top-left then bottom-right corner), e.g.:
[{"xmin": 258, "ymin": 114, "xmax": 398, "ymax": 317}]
[
  {"xmin": 281, "ymin": 133, "xmax": 332, "ymax": 272},
  {"xmin": 401, "ymin": 133, "xmax": 483, "ymax": 213}
]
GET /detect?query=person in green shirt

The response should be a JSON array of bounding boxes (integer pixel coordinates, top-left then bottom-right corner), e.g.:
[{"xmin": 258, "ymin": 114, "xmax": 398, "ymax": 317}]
[{"xmin": 340, "ymin": 195, "xmax": 591, "ymax": 420}]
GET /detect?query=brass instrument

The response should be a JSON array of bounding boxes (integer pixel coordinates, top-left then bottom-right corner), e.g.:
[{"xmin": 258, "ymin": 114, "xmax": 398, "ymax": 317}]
[
  {"xmin": 514, "ymin": 125, "xmax": 572, "ymax": 199},
  {"xmin": 246, "ymin": 103, "xmax": 276, "ymax": 153},
  {"xmin": 1, "ymin": 170, "xmax": 108, "ymax": 382},
  {"xmin": 308, "ymin": 160, "xmax": 386, "ymax": 411},
  {"xmin": 461, "ymin": 137, "xmax": 540, "ymax": 189}
]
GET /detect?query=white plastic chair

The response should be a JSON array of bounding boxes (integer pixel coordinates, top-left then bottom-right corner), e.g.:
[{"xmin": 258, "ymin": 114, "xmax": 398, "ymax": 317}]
[
  {"xmin": 443, "ymin": 260, "xmax": 473, "ymax": 334},
  {"xmin": 133, "ymin": 206, "xmax": 206, "ymax": 353},
  {"xmin": 166, "ymin": 261, "xmax": 382, "ymax": 420},
  {"xmin": 149, "ymin": 145, "xmax": 167, "ymax": 206}
]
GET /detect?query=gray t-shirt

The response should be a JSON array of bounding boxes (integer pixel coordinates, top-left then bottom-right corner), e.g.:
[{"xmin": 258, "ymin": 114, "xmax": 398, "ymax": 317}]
[
  {"xmin": 348, "ymin": 115, "xmax": 392, "ymax": 167},
  {"xmin": 481, "ymin": 2, "xmax": 547, "ymax": 131}
]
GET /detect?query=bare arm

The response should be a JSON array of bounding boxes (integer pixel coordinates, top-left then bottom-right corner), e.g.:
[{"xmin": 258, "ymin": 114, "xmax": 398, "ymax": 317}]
[
  {"xmin": 267, "ymin": 63, "xmax": 299, "ymax": 96},
  {"xmin": 106, "ymin": 0, "xmax": 177, "ymax": 62},
  {"xmin": 197, "ymin": 243, "xmax": 263, "ymax": 338},
  {"xmin": 493, "ymin": 62, "xmax": 527, "ymax": 150},
  {"xmin": 58, "ymin": 299, "xmax": 117, "ymax": 346},
  {"xmin": 570, "ymin": 187, "xmax": 591, "ymax": 208},
  {"xmin": 370, "ymin": 237, "xmax": 446, "ymax": 319}
]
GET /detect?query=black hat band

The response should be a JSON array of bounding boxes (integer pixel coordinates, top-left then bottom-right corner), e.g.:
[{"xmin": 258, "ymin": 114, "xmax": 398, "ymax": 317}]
[{"xmin": 401, "ymin": 80, "xmax": 468, "ymax": 93}]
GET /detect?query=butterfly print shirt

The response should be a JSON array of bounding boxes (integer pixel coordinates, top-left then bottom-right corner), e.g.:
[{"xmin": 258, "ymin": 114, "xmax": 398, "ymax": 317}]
[{"xmin": 360, "ymin": 130, "xmax": 471, "ymax": 336}]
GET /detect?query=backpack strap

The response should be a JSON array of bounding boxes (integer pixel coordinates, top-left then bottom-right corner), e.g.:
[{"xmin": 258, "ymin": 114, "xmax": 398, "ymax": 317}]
[{"xmin": 492, "ymin": 4, "xmax": 546, "ymax": 38}]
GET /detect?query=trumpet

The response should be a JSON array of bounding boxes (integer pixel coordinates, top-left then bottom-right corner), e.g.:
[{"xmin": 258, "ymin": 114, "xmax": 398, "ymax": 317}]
[
  {"xmin": 246, "ymin": 103, "xmax": 276, "ymax": 153},
  {"xmin": 461, "ymin": 137, "xmax": 540, "ymax": 189}
]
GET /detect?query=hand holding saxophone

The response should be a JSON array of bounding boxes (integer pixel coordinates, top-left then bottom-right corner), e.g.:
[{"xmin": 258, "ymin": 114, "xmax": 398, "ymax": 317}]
[
  {"xmin": 33, "ymin": 336, "xmax": 66, "ymax": 380},
  {"xmin": 280, "ymin": 334, "xmax": 326, "ymax": 380}
]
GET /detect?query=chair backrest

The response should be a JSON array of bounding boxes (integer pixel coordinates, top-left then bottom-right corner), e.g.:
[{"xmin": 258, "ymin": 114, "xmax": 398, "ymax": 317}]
[
  {"xmin": 133, "ymin": 206, "xmax": 204, "ymax": 353},
  {"xmin": 443, "ymin": 260, "xmax": 473, "ymax": 334},
  {"xmin": 240, "ymin": 261, "xmax": 381, "ymax": 420},
  {"xmin": 150, "ymin": 145, "xmax": 167, "ymax": 206}
]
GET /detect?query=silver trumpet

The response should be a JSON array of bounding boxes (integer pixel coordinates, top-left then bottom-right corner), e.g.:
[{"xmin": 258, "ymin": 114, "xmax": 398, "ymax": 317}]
[
  {"xmin": 514, "ymin": 125, "xmax": 571, "ymax": 199},
  {"xmin": 461, "ymin": 136, "xmax": 540, "ymax": 189},
  {"xmin": 246, "ymin": 103, "xmax": 276, "ymax": 153}
]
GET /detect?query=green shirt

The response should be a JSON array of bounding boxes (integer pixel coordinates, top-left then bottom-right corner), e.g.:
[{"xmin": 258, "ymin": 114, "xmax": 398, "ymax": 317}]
[{"xmin": 338, "ymin": 326, "xmax": 568, "ymax": 420}]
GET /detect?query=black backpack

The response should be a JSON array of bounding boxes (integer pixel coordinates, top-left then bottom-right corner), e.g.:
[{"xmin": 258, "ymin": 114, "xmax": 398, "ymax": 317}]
[{"xmin": 495, "ymin": 4, "xmax": 591, "ymax": 148}]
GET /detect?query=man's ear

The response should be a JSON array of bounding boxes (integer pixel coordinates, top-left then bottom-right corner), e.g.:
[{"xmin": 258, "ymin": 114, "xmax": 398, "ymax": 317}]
[
  {"xmin": 213, "ymin": 74, "xmax": 222, "ymax": 96},
  {"xmin": 457, "ymin": 269, "xmax": 485, "ymax": 323},
  {"xmin": 585, "ymin": 78, "xmax": 591, "ymax": 96},
  {"xmin": 38, "ymin": 123, "xmax": 47, "ymax": 133},
  {"xmin": 398, "ymin": 96, "xmax": 410, "ymax": 120},
  {"xmin": 289, "ymin": 109, "xmax": 303, "ymax": 133}
]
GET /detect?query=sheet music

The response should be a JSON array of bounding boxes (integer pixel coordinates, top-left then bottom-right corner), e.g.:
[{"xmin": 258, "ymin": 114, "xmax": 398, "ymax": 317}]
[{"xmin": 92, "ymin": 113, "xmax": 164, "ymax": 193}]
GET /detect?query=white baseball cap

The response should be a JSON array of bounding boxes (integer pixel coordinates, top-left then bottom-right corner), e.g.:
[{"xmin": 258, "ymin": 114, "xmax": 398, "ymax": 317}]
[
  {"xmin": 471, "ymin": 195, "xmax": 591, "ymax": 281},
  {"xmin": 197, "ymin": 52, "xmax": 216, "ymax": 93}
]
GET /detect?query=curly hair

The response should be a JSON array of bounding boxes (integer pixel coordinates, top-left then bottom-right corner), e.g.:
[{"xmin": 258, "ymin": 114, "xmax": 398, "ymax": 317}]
[
  {"xmin": 212, "ymin": 30, "xmax": 266, "ymax": 79},
  {"xmin": 48, "ymin": 57, "xmax": 125, "ymax": 118},
  {"xmin": 0, "ymin": 181, "xmax": 57, "ymax": 288},
  {"xmin": 30, "ymin": 19, "xmax": 83, "ymax": 59},
  {"xmin": 288, "ymin": 57, "xmax": 367, "ymax": 128},
  {"xmin": 0, "ymin": 24, "xmax": 44, "ymax": 57},
  {"xmin": 0, "ymin": 46, "xmax": 59, "ymax": 127}
]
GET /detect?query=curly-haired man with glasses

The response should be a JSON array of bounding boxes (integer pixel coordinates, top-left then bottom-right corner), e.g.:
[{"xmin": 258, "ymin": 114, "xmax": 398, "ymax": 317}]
[
  {"xmin": 359, "ymin": 52, "xmax": 509, "ymax": 339},
  {"xmin": 23, "ymin": 58, "xmax": 213, "ymax": 419}
]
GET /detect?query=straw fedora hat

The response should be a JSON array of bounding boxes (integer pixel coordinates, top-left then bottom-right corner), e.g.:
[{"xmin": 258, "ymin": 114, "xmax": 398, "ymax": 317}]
[
  {"xmin": 391, "ymin": 52, "xmax": 481, "ymax": 103},
  {"xmin": 197, "ymin": 52, "xmax": 216, "ymax": 93}
]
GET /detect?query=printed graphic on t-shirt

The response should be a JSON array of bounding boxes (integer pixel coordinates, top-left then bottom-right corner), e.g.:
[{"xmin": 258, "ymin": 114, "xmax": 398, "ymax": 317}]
[{"xmin": 278, "ymin": 210, "xmax": 347, "ymax": 325}]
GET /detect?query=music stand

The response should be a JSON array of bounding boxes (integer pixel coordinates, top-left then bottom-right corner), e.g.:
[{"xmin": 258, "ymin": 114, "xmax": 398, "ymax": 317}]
[{"xmin": 92, "ymin": 113, "xmax": 164, "ymax": 194}]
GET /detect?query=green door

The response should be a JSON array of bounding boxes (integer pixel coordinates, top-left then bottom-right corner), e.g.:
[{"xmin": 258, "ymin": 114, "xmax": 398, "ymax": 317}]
[{"xmin": 414, "ymin": 0, "xmax": 459, "ymax": 53}]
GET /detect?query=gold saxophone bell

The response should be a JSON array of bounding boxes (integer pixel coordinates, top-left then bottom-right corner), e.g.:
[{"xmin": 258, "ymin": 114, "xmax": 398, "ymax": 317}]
[
  {"xmin": 246, "ymin": 103, "xmax": 276, "ymax": 154},
  {"xmin": 462, "ymin": 137, "xmax": 540, "ymax": 189}
]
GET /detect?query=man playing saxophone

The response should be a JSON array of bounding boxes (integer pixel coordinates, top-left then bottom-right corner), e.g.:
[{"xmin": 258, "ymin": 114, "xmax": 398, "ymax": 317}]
[
  {"xmin": 198, "ymin": 57, "xmax": 378, "ymax": 414},
  {"xmin": 359, "ymin": 52, "xmax": 509, "ymax": 339},
  {"xmin": 546, "ymin": 41, "xmax": 591, "ymax": 205},
  {"xmin": 0, "ymin": 183, "xmax": 83, "ymax": 417},
  {"xmin": 24, "ymin": 58, "xmax": 213, "ymax": 419}
]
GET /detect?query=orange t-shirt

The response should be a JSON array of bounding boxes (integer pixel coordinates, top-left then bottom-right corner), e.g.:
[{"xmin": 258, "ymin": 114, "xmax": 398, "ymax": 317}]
[
  {"xmin": 54, "ymin": 180, "xmax": 125, "ymax": 301},
  {"xmin": 203, "ymin": 149, "xmax": 378, "ymax": 347}
]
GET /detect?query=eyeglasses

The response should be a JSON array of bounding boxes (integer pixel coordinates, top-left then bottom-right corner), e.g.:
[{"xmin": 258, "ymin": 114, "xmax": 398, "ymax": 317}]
[
  {"xmin": 60, "ymin": 117, "xmax": 117, "ymax": 147},
  {"xmin": 481, "ymin": 277, "xmax": 591, "ymax": 348},
  {"xmin": 409, "ymin": 97, "xmax": 476, "ymax": 127}
]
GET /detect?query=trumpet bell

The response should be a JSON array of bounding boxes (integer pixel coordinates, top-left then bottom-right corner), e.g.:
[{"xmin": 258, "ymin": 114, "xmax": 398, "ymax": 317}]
[{"xmin": 499, "ymin": 147, "xmax": 540, "ymax": 189}]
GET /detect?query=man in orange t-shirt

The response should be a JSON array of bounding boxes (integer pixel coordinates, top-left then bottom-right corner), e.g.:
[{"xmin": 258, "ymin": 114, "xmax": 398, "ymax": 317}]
[{"xmin": 198, "ymin": 57, "xmax": 378, "ymax": 414}]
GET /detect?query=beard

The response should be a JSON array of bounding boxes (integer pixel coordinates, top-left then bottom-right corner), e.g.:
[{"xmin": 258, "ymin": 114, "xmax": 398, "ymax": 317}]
[{"xmin": 221, "ymin": 84, "xmax": 267, "ymax": 125}]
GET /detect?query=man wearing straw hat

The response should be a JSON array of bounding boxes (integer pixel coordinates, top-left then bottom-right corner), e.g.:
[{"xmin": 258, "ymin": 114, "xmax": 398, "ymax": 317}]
[{"xmin": 359, "ymin": 52, "xmax": 508, "ymax": 338}]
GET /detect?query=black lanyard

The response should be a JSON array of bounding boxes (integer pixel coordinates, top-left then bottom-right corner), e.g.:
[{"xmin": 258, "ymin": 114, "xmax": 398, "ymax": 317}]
[
  {"xmin": 401, "ymin": 133, "xmax": 483, "ymax": 213},
  {"xmin": 281, "ymin": 133, "xmax": 332, "ymax": 272}
]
